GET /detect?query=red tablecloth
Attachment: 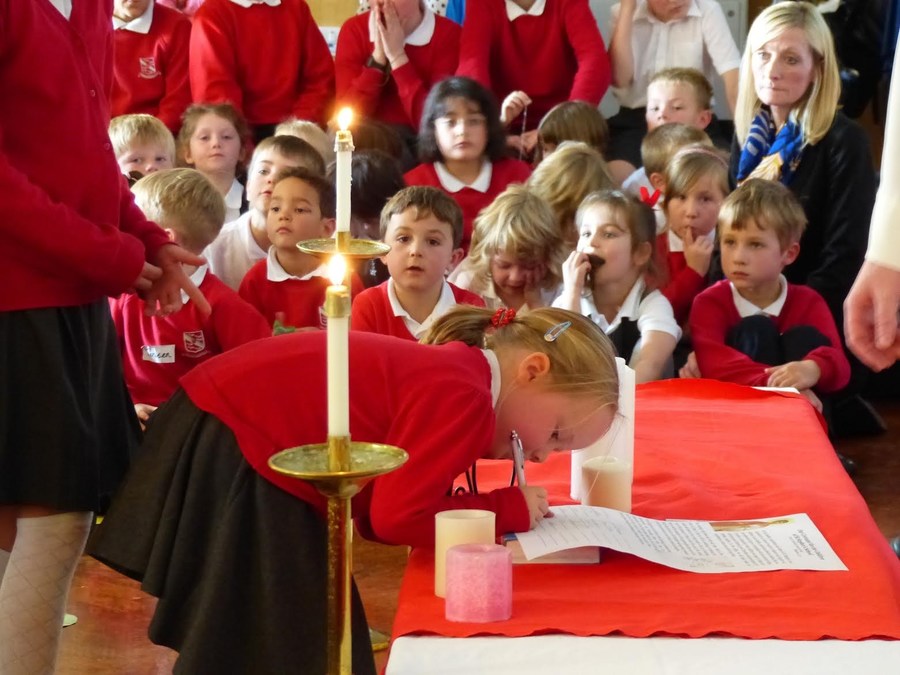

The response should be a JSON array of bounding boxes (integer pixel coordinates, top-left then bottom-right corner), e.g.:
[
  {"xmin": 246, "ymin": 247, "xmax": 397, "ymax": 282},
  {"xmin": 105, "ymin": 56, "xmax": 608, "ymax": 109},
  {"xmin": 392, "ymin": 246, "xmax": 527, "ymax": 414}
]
[{"xmin": 391, "ymin": 380, "xmax": 900, "ymax": 642}]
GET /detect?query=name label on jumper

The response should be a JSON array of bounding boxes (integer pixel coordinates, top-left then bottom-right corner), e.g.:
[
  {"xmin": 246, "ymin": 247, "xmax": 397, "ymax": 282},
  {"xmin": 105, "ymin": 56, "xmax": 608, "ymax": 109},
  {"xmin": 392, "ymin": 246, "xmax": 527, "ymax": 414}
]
[{"xmin": 142, "ymin": 344, "xmax": 175, "ymax": 364}]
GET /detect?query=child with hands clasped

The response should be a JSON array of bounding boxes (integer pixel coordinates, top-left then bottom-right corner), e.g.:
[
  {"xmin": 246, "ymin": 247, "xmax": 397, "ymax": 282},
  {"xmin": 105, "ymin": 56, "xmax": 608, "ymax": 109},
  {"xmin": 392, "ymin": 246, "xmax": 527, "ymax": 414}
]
[
  {"xmin": 554, "ymin": 190, "xmax": 679, "ymax": 382},
  {"xmin": 90, "ymin": 306, "xmax": 619, "ymax": 673},
  {"xmin": 658, "ymin": 144, "xmax": 729, "ymax": 325},
  {"xmin": 353, "ymin": 186, "xmax": 484, "ymax": 340},
  {"xmin": 450, "ymin": 184, "xmax": 566, "ymax": 310},
  {"xmin": 689, "ymin": 179, "xmax": 850, "ymax": 410}
]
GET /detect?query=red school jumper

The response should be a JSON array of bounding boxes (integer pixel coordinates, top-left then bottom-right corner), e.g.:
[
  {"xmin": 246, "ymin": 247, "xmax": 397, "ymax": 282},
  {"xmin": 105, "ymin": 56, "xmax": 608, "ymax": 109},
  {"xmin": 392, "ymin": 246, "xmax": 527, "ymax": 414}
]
[
  {"xmin": 111, "ymin": 3, "xmax": 192, "ymax": 134},
  {"xmin": 181, "ymin": 331, "xmax": 530, "ymax": 548},
  {"xmin": 656, "ymin": 233, "xmax": 708, "ymax": 326},
  {"xmin": 352, "ymin": 280, "xmax": 485, "ymax": 340},
  {"xmin": 110, "ymin": 270, "xmax": 270, "ymax": 406},
  {"xmin": 189, "ymin": 0, "xmax": 334, "ymax": 126},
  {"xmin": 404, "ymin": 159, "xmax": 532, "ymax": 253},
  {"xmin": 689, "ymin": 280, "xmax": 851, "ymax": 393},
  {"xmin": 335, "ymin": 11, "xmax": 460, "ymax": 131},
  {"xmin": 456, "ymin": 0, "xmax": 610, "ymax": 129}
]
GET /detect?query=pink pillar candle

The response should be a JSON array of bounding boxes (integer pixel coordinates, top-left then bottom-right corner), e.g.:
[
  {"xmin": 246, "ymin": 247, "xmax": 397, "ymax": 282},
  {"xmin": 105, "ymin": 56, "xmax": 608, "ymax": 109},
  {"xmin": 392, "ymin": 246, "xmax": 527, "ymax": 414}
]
[{"xmin": 445, "ymin": 544, "xmax": 512, "ymax": 623}]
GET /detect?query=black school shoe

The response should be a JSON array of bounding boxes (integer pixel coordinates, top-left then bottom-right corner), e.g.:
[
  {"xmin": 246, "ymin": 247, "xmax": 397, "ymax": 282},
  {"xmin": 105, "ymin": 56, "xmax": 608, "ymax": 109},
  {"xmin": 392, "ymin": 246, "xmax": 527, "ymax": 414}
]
[
  {"xmin": 891, "ymin": 536, "xmax": 900, "ymax": 559},
  {"xmin": 831, "ymin": 394, "xmax": 887, "ymax": 439}
]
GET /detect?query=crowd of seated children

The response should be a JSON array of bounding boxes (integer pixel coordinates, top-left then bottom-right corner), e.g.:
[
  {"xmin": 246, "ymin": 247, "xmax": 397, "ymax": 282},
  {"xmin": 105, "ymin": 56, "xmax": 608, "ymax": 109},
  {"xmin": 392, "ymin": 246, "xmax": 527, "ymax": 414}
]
[
  {"xmin": 450, "ymin": 184, "xmax": 565, "ymax": 310},
  {"xmin": 405, "ymin": 77, "xmax": 531, "ymax": 253},
  {"xmin": 177, "ymin": 103, "xmax": 250, "ymax": 223},
  {"xmin": 238, "ymin": 167, "xmax": 364, "ymax": 332},
  {"xmin": 110, "ymin": 113, "xmax": 176, "ymax": 185},
  {"xmin": 533, "ymin": 100, "xmax": 610, "ymax": 169},
  {"xmin": 111, "ymin": 0, "xmax": 191, "ymax": 135},
  {"xmin": 658, "ymin": 144, "xmax": 729, "ymax": 326},
  {"xmin": 110, "ymin": 168, "xmax": 269, "ymax": 428},
  {"xmin": 205, "ymin": 135, "xmax": 326, "ymax": 291},
  {"xmin": 689, "ymin": 178, "xmax": 851, "ymax": 413},
  {"xmin": 327, "ymin": 150, "xmax": 407, "ymax": 288},
  {"xmin": 458, "ymin": 0, "xmax": 610, "ymax": 159},
  {"xmin": 606, "ymin": 0, "xmax": 740, "ymax": 174},
  {"xmin": 527, "ymin": 141, "xmax": 616, "ymax": 249},
  {"xmin": 353, "ymin": 186, "xmax": 484, "ymax": 340},
  {"xmin": 189, "ymin": 0, "xmax": 334, "ymax": 139},
  {"xmin": 554, "ymin": 190, "xmax": 679, "ymax": 382},
  {"xmin": 336, "ymin": 0, "xmax": 461, "ymax": 149}
]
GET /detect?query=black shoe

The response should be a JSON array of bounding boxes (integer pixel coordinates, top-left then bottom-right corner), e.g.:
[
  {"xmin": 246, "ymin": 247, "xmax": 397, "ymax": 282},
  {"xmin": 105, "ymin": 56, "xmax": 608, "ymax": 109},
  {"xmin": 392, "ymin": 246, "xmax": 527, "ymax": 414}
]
[
  {"xmin": 891, "ymin": 536, "xmax": 900, "ymax": 559},
  {"xmin": 832, "ymin": 395, "xmax": 887, "ymax": 439},
  {"xmin": 837, "ymin": 453, "xmax": 858, "ymax": 476}
]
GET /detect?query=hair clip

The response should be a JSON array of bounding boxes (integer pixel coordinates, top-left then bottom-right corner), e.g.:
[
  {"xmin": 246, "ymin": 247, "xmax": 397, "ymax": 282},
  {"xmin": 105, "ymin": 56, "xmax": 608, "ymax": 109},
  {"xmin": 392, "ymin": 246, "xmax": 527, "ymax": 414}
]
[
  {"xmin": 544, "ymin": 320, "xmax": 571, "ymax": 342},
  {"xmin": 639, "ymin": 186, "xmax": 661, "ymax": 207},
  {"xmin": 491, "ymin": 307, "xmax": 516, "ymax": 328}
]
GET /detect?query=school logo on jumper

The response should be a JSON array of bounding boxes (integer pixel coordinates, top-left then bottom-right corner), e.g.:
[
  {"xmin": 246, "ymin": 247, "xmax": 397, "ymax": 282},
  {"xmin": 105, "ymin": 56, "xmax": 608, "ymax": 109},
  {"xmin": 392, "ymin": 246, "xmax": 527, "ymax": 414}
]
[
  {"xmin": 142, "ymin": 344, "xmax": 175, "ymax": 364},
  {"xmin": 139, "ymin": 57, "xmax": 160, "ymax": 79},
  {"xmin": 183, "ymin": 331, "xmax": 206, "ymax": 355}
]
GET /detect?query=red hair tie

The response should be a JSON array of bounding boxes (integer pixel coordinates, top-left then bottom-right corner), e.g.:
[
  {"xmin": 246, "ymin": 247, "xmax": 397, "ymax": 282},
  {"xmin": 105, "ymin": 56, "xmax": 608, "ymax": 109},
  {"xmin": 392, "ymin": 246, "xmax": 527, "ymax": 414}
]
[
  {"xmin": 491, "ymin": 307, "xmax": 516, "ymax": 328},
  {"xmin": 639, "ymin": 186, "xmax": 661, "ymax": 207}
]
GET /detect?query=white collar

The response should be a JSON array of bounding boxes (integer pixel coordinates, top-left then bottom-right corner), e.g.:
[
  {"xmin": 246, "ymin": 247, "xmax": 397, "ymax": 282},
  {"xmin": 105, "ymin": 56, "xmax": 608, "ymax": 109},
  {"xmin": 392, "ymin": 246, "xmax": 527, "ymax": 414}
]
[
  {"xmin": 634, "ymin": 0, "xmax": 701, "ymax": 23},
  {"xmin": 266, "ymin": 247, "xmax": 329, "ymax": 282},
  {"xmin": 667, "ymin": 227, "xmax": 715, "ymax": 253},
  {"xmin": 481, "ymin": 349, "xmax": 502, "ymax": 407},
  {"xmin": 48, "ymin": 0, "xmax": 72, "ymax": 20},
  {"xmin": 180, "ymin": 264, "xmax": 208, "ymax": 304},
  {"xmin": 506, "ymin": 0, "xmax": 546, "ymax": 20},
  {"xmin": 229, "ymin": 0, "xmax": 281, "ymax": 7},
  {"xmin": 730, "ymin": 275, "xmax": 788, "ymax": 318},
  {"xmin": 386, "ymin": 277, "xmax": 456, "ymax": 339},
  {"xmin": 225, "ymin": 179, "xmax": 244, "ymax": 211},
  {"xmin": 581, "ymin": 277, "xmax": 646, "ymax": 332},
  {"xmin": 435, "ymin": 161, "xmax": 492, "ymax": 194},
  {"xmin": 405, "ymin": 8, "xmax": 436, "ymax": 46},
  {"xmin": 113, "ymin": 1, "xmax": 154, "ymax": 33}
]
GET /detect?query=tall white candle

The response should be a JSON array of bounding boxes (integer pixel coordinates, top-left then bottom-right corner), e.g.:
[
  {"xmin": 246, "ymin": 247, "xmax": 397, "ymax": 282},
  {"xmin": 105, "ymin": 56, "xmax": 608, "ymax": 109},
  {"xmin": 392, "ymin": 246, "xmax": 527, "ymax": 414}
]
[
  {"xmin": 335, "ymin": 108, "xmax": 353, "ymax": 235},
  {"xmin": 326, "ymin": 254, "xmax": 350, "ymax": 438}
]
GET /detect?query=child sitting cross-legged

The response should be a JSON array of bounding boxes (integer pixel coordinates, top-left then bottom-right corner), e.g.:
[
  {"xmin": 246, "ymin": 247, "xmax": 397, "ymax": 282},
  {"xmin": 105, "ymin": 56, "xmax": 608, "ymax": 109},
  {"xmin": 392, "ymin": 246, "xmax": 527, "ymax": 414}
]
[
  {"xmin": 353, "ymin": 186, "xmax": 484, "ymax": 341},
  {"xmin": 239, "ymin": 167, "xmax": 364, "ymax": 332},
  {"xmin": 110, "ymin": 169, "xmax": 271, "ymax": 427},
  {"xmin": 689, "ymin": 179, "xmax": 851, "ymax": 411}
]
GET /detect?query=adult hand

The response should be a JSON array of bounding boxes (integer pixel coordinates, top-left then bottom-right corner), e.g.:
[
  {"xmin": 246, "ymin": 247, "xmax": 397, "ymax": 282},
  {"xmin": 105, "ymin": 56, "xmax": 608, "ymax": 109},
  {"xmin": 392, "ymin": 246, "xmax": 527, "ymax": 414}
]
[
  {"xmin": 133, "ymin": 403, "xmax": 158, "ymax": 432},
  {"xmin": 678, "ymin": 351, "xmax": 701, "ymax": 378},
  {"xmin": 844, "ymin": 260, "xmax": 900, "ymax": 371},
  {"xmin": 142, "ymin": 244, "xmax": 210, "ymax": 317},
  {"xmin": 683, "ymin": 227, "xmax": 713, "ymax": 277},
  {"xmin": 131, "ymin": 262, "xmax": 162, "ymax": 294},
  {"xmin": 500, "ymin": 91, "xmax": 532, "ymax": 125},
  {"xmin": 765, "ymin": 360, "xmax": 821, "ymax": 390},
  {"xmin": 378, "ymin": 0, "xmax": 408, "ymax": 69},
  {"xmin": 520, "ymin": 485, "xmax": 550, "ymax": 529}
]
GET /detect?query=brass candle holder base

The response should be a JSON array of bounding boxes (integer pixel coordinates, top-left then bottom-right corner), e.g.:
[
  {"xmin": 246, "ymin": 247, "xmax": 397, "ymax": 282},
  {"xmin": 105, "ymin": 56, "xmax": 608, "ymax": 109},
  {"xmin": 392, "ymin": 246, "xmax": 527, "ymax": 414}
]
[
  {"xmin": 269, "ymin": 441, "xmax": 407, "ymax": 675},
  {"xmin": 298, "ymin": 237, "xmax": 390, "ymax": 260}
]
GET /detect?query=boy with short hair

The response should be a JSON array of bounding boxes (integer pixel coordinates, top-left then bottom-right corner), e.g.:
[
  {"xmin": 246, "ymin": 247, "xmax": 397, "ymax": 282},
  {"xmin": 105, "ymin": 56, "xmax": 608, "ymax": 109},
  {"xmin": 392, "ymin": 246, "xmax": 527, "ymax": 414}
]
[
  {"xmin": 111, "ymin": 0, "xmax": 192, "ymax": 135},
  {"xmin": 110, "ymin": 168, "xmax": 270, "ymax": 425},
  {"xmin": 238, "ymin": 167, "xmax": 364, "ymax": 331},
  {"xmin": 689, "ymin": 179, "xmax": 851, "ymax": 404},
  {"xmin": 352, "ymin": 186, "xmax": 484, "ymax": 340},
  {"xmin": 205, "ymin": 135, "xmax": 327, "ymax": 290},
  {"xmin": 109, "ymin": 113, "xmax": 176, "ymax": 182}
]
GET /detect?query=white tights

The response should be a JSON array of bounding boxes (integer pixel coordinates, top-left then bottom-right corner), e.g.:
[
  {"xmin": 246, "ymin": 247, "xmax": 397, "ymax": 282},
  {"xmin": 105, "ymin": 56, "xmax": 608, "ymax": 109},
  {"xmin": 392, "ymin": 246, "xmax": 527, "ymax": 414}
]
[{"xmin": 0, "ymin": 512, "xmax": 92, "ymax": 675}]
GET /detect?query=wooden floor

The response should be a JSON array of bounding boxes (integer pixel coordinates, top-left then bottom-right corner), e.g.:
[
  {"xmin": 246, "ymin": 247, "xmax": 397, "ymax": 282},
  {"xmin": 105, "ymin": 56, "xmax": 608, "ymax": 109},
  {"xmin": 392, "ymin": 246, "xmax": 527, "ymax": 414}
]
[{"xmin": 57, "ymin": 395, "xmax": 900, "ymax": 674}]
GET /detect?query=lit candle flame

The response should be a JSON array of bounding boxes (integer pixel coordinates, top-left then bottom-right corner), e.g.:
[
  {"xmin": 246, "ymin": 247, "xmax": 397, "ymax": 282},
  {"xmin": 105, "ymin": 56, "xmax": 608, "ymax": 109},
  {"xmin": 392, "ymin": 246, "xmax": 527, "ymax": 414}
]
[
  {"xmin": 328, "ymin": 254, "xmax": 347, "ymax": 286},
  {"xmin": 337, "ymin": 108, "xmax": 353, "ymax": 132}
]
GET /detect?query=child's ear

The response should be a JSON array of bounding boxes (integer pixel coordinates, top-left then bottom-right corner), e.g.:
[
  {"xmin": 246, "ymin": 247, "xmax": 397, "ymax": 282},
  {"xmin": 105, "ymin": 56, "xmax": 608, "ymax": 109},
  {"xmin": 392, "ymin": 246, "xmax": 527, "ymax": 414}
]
[
  {"xmin": 782, "ymin": 241, "xmax": 800, "ymax": 266},
  {"xmin": 448, "ymin": 247, "xmax": 465, "ymax": 273},
  {"xmin": 649, "ymin": 173, "xmax": 666, "ymax": 192},
  {"xmin": 516, "ymin": 352, "xmax": 551, "ymax": 384},
  {"xmin": 322, "ymin": 217, "xmax": 336, "ymax": 237},
  {"xmin": 633, "ymin": 240, "xmax": 653, "ymax": 267},
  {"xmin": 697, "ymin": 109, "xmax": 713, "ymax": 130},
  {"xmin": 163, "ymin": 228, "xmax": 178, "ymax": 243}
]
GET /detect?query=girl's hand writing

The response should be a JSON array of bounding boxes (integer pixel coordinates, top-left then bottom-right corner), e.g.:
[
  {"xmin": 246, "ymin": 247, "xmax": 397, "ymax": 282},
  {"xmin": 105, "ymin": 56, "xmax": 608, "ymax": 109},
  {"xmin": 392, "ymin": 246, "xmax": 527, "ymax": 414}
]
[
  {"xmin": 520, "ymin": 485, "xmax": 551, "ymax": 529},
  {"xmin": 683, "ymin": 228, "xmax": 713, "ymax": 277},
  {"xmin": 500, "ymin": 91, "xmax": 532, "ymax": 125},
  {"xmin": 765, "ymin": 360, "xmax": 821, "ymax": 390}
]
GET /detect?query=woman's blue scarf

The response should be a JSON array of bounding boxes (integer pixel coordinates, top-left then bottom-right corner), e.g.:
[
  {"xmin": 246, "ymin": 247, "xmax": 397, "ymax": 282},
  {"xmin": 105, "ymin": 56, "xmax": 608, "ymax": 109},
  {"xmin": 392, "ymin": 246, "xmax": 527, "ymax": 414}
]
[{"xmin": 736, "ymin": 107, "xmax": 805, "ymax": 185}]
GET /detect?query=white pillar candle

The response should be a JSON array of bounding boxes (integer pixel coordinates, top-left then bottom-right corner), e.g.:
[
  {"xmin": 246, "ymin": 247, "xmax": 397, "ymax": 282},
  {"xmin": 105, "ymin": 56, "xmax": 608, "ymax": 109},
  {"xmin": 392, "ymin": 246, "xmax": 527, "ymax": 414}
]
[
  {"xmin": 334, "ymin": 108, "xmax": 353, "ymax": 235},
  {"xmin": 434, "ymin": 509, "xmax": 495, "ymax": 598},
  {"xmin": 580, "ymin": 455, "xmax": 633, "ymax": 512},
  {"xmin": 326, "ymin": 255, "xmax": 350, "ymax": 438},
  {"xmin": 445, "ymin": 544, "xmax": 512, "ymax": 623}
]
